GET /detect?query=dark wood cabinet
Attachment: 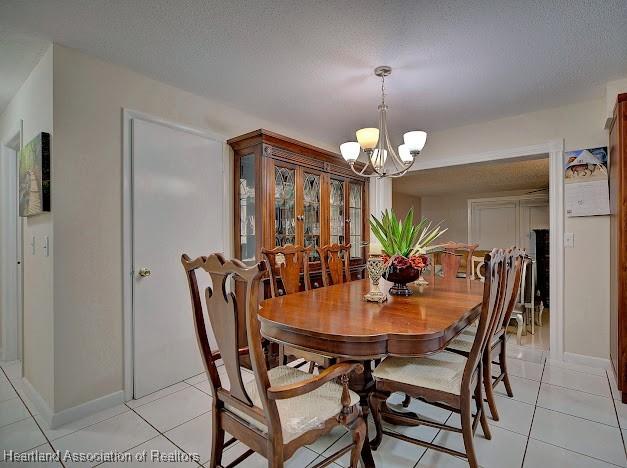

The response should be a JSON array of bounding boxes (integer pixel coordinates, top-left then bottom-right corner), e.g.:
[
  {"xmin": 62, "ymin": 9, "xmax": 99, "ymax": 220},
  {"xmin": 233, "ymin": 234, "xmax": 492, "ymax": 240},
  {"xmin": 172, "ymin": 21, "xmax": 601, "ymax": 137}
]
[
  {"xmin": 228, "ymin": 129, "xmax": 369, "ymax": 287},
  {"xmin": 533, "ymin": 229, "xmax": 550, "ymax": 307},
  {"xmin": 610, "ymin": 93, "xmax": 627, "ymax": 403}
]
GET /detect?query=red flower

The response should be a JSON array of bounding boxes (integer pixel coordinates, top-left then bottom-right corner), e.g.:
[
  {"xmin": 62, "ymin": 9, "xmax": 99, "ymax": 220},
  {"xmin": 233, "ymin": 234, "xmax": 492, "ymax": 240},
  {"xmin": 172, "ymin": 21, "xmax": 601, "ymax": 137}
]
[
  {"xmin": 409, "ymin": 254, "xmax": 430, "ymax": 269},
  {"xmin": 392, "ymin": 256, "xmax": 410, "ymax": 268}
]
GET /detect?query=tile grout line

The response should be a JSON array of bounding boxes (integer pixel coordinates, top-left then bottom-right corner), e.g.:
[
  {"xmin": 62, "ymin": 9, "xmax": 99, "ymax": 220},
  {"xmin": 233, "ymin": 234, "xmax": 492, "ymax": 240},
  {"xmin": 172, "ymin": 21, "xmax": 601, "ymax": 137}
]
[
  {"xmin": 519, "ymin": 353, "xmax": 546, "ymax": 468},
  {"xmin": 605, "ymin": 369, "xmax": 627, "ymax": 460},
  {"xmin": 125, "ymin": 403, "xmax": 205, "ymax": 468},
  {"xmin": 523, "ymin": 435, "xmax": 626, "ymax": 468},
  {"xmin": 128, "ymin": 380, "xmax": 193, "ymax": 410},
  {"xmin": 534, "ymin": 380, "xmax": 613, "ymax": 399},
  {"xmin": 413, "ymin": 410, "xmax": 454, "ymax": 467},
  {"xmin": 0, "ymin": 364, "xmax": 66, "ymax": 468}
]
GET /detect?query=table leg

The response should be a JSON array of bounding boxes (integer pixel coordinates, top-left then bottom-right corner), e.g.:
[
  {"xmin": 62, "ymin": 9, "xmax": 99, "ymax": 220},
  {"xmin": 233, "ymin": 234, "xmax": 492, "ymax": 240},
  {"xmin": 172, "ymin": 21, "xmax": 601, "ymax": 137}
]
[{"xmin": 350, "ymin": 360, "xmax": 375, "ymax": 468}]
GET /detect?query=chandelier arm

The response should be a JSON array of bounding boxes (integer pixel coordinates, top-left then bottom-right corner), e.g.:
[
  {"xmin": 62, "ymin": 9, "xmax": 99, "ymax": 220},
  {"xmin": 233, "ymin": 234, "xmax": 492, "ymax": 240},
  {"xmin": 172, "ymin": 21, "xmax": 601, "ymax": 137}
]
[
  {"xmin": 343, "ymin": 65, "xmax": 423, "ymax": 179},
  {"xmin": 384, "ymin": 119, "xmax": 406, "ymax": 171}
]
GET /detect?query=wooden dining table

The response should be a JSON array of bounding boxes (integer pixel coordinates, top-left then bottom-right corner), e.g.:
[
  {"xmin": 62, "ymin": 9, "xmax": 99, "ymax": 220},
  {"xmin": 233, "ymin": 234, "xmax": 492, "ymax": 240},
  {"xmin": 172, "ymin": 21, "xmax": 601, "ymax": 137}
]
[{"xmin": 258, "ymin": 277, "xmax": 484, "ymax": 467}]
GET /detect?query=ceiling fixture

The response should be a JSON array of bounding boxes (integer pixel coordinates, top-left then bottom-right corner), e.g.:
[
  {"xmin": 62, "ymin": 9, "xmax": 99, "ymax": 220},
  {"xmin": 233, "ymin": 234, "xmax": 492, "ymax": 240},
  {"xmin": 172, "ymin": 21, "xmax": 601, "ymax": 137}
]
[{"xmin": 340, "ymin": 66, "xmax": 427, "ymax": 178}]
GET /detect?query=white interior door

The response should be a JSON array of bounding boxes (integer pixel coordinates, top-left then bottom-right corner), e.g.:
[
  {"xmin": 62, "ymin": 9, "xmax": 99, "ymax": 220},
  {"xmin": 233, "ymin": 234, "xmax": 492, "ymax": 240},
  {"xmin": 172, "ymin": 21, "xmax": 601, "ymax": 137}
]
[
  {"xmin": 132, "ymin": 118, "xmax": 223, "ymax": 398},
  {"xmin": 519, "ymin": 201, "xmax": 550, "ymax": 252},
  {"xmin": 470, "ymin": 201, "xmax": 518, "ymax": 249}
]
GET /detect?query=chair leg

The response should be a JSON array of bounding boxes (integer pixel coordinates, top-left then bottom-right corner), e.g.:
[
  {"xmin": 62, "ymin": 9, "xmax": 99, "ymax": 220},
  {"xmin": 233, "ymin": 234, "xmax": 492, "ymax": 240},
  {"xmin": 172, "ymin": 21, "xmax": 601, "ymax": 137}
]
[
  {"xmin": 401, "ymin": 393, "xmax": 411, "ymax": 408},
  {"xmin": 348, "ymin": 416, "xmax": 367, "ymax": 468},
  {"xmin": 499, "ymin": 337, "xmax": 514, "ymax": 398},
  {"xmin": 475, "ymin": 366, "xmax": 491, "ymax": 440},
  {"xmin": 278, "ymin": 344, "xmax": 286, "ymax": 366},
  {"xmin": 536, "ymin": 301, "xmax": 544, "ymax": 326},
  {"xmin": 482, "ymin": 349, "xmax": 499, "ymax": 421},
  {"xmin": 461, "ymin": 390, "xmax": 479, "ymax": 468},
  {"xmin": 209, "ymin": 411, "xmax": 224, "ymax": 468},
  {"xmin": 368, "ymin": 391, "xmax": 387, "ymax": 450},
  {"xmin": 515, "ymin": 314, "xmax": 524, "ymax": 345}
]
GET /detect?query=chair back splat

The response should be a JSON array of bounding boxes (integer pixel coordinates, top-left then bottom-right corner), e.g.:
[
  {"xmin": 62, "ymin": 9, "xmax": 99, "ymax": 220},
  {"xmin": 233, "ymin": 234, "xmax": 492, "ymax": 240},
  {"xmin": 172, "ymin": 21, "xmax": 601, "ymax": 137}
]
[
  {"xmin": 181, "ymin": 254, "xmax": 272, "ymax": 422},
  {"xmin": 463, "ymin": 249, "xmax": 507, "ymax": 386},
  {"xmin": 317, "ymin": 243, "xmax": 351, "ymax": 286},
  {"xmin": 262, "ymin": 244, "xmax": 312, "ymax": 297}
]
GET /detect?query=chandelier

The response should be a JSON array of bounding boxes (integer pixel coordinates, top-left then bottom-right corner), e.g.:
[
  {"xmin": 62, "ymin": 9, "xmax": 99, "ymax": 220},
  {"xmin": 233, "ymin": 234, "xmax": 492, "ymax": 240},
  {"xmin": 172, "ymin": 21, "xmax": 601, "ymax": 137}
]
[{"xmin": 340, "ymin": 66, "xmax": 427, "ymax": 178}]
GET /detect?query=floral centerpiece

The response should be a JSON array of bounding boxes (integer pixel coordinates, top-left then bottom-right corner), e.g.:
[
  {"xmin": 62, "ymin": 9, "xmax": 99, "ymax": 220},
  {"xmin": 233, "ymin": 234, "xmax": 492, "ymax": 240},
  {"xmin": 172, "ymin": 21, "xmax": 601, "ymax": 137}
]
[{"xmin": 370, "ymin": 208, "xmax": 446, "ymax": 296}]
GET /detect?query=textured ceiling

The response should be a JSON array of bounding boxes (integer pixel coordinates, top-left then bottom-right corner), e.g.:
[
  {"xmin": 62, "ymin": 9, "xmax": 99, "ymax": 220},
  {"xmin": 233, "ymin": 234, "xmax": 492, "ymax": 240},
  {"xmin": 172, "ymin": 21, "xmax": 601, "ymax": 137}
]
[
  {"xmin": 0, "ymin": 28, "xmax": 49, "ymax": 111},
  {"xmin": 1, "ymin": 1, "xmax": 626, "ymax": 149},
  {"xmin": 393, "ymin": 157, "xmax": 549, "ymax": 197}
]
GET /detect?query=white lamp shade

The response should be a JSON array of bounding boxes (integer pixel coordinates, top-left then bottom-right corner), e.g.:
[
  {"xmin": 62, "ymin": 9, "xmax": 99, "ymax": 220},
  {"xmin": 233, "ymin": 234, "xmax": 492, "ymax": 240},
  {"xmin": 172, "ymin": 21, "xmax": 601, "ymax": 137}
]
[
  {"xmin": 340, "ymin": 142, "xmax": 361, "ymax": 162},
  {"xmin": 371, "ymin": 149, "xmax": 388, "ymax": 171},
  {"xmin": 403, "ymin": 131, "xmax": 427, "ymax": 152},
  {"xmin": 356, "ymin": 128, "xmax": 380, "ymax": 150},
  {"xmin": 398, "ymin": 144, "xmax": 414, "ymax": 163}
]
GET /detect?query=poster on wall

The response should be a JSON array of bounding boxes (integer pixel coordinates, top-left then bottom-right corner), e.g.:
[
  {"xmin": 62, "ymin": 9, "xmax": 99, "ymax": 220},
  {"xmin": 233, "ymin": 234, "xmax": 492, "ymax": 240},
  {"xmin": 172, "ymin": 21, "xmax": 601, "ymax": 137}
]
[
  {"xmin": 564, "ymin": 146, "xmax": 609, "ymax": 217},
  {"xmin": 19, "ymin": 132, "xmax": 50, "ymax": 217}
]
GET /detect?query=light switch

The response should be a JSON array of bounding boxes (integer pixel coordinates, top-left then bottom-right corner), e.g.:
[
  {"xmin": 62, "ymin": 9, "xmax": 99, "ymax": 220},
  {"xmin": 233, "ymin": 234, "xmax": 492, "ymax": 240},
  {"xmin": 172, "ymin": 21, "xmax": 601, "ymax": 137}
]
[
  {"xmin": 42, "ymin": 236, "xmax": 49, "ymax": 257},
  {"xmin": 30, "ymin": 236, "xmax": 36, "ymax": 255},
  {"xmin": 564, "ymin": 232, "xmax": 575, "ymax": 248}
]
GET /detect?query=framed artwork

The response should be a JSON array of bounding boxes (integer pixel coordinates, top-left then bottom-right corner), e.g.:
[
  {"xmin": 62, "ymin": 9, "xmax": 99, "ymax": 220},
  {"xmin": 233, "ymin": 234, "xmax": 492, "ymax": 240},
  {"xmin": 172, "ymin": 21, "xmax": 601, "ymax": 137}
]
[{"xmin": 19, "ymin": 132, "xmax": 50, "ymax": 217}]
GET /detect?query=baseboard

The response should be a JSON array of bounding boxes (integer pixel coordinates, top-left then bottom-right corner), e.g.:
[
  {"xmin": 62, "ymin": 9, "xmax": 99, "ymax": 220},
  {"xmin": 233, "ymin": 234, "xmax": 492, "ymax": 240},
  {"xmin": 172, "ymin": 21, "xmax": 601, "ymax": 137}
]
[
  {"xmin": 562, "ymin": 351, "xmax": 611, "ymax": 369},
  {"xmin": 21, "ymin": 377, "xmax": 53, "ymax": 426},
  {"xmin": 49, "ymin": 390, "xmax": 124, "ymax": 429}
]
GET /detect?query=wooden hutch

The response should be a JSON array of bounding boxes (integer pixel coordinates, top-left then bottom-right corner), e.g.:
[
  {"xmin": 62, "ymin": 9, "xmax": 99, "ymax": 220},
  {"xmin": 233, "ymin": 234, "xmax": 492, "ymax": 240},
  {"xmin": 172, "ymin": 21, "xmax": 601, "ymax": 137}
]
[
  {"xmin": 228, "ymin": 129, "xmax": 369, "ymax": 290},
  {"xmin": 610, "ymin": 93, "xmax": 627, "ymax": 402}
]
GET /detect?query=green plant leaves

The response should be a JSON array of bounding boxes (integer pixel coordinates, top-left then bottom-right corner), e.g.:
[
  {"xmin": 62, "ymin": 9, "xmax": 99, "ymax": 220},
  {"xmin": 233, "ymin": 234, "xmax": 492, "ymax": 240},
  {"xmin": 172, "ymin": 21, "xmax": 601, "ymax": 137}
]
[{"xmin": 369, "ymin": 207, "xmax": 447, "ymax": 257}]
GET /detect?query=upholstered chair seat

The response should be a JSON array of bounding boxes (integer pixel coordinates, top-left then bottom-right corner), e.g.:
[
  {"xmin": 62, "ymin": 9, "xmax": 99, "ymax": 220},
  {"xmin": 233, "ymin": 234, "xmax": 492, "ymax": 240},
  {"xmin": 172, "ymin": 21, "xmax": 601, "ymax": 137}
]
[
  {"xmin": 447, "ymin": 332, "xmax": 476, "ymax": 353},
  {"xmin": 372, "ymin": 351, "xmax": 468, "ymax": 395},
  {"xmin": 228, "ymin": 365, "xmax": 360, "ymax": 443}
]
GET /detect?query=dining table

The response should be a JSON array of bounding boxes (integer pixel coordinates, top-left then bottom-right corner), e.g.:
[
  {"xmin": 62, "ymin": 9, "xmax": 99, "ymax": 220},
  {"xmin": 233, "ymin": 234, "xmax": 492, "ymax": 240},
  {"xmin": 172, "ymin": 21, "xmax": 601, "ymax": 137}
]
[{"xmin": 258, "ymin": 277, "xmax": 484, "ymax": 467}]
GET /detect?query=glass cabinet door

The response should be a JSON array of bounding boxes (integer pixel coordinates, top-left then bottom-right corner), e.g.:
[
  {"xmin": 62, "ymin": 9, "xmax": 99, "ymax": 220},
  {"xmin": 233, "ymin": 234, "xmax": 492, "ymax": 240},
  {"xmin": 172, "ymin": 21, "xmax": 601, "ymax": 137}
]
[
  {"xmin": 349, "ymin": 182, "xmax": 363, "ymax": 259},
  {"xmin": 239, "ymin": 154, "xmax": 256, "ymax": 263},
  {"xmin": 330, "ymin": 178, "xmax": 345, "ymax": 245},
  {"xmin": 303, "ymin": 172, "xmax": 321, "ymax": 259},
  {"xmin": 274, "ymin": 166, "xmax": 296, "ymax": 247}
]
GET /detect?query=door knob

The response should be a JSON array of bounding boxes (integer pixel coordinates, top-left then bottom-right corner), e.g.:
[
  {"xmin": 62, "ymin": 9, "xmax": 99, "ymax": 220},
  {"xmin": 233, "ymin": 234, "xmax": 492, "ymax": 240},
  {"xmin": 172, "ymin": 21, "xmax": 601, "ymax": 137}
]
[{"xmin": 138, "ymin": 267, "xmax": 151, "ymax": 278}]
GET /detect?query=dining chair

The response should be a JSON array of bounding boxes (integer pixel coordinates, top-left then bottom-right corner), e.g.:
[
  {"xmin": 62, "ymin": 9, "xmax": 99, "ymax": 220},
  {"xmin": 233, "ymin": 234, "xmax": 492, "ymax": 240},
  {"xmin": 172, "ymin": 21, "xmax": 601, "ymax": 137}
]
[
  {"xmin": 508, "ymin": 255, "xmax": 532, "ymax": 345},
  {"xmin": 432, "ymin": 241, "xmax": 479, "ymax": 283},
  {"xmin": 262, "ymin": 244, "xmax": 312, "ymax": 297},
  {"xmin": 317, "ymin": 243, "xmax": 351, "ymax": 287},
  {"xmin": 262, "ymin": 244, "xmax": 334, "ymax": 370},
  {"xmin": 470, "ymin": 255, "xmax": 486, "ymax": 282},
  {"xmin": 369, "ymin": 249, "xmax": 509, "ymax": 468},
  {"xmin": 181, "ymin": 253, "xmax": 367, "ymax": 468},
  {"xmin": 447, "ymin": 248, "xmax": 524, "ymax": 421}
]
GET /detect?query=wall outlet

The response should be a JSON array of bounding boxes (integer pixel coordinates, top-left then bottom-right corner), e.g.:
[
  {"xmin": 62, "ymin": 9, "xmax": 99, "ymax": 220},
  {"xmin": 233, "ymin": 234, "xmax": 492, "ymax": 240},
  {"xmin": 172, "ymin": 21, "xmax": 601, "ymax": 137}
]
[{"xmin": 564, "ymin": 232, "xmax": 575, "ymax": 248}]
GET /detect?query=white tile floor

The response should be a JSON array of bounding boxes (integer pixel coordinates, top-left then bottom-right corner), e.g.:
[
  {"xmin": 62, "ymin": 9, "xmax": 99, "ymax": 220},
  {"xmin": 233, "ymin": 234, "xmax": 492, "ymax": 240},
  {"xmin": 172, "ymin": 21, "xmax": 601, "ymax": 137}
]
[{"xmin": 1, "ymin": 344, "xmax": 626, "ymax": 468}]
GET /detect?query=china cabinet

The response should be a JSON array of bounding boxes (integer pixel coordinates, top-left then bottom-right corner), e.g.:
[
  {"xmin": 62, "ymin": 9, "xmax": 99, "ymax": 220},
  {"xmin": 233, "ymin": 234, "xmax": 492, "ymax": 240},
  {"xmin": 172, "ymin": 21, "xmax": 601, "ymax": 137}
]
[
  {"xmin": 610, "ymin": 93, "xmax": 627, "ymax": 403},
  {"xmin": 229, "ymin": 129, "xmax": 369, "ymax": 286}
]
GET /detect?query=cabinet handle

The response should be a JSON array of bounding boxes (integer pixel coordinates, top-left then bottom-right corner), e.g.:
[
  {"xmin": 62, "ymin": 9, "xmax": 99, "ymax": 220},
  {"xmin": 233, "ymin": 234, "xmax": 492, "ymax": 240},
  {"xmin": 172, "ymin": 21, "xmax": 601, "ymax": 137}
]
[
  {"xmin": 346, "ymin": 219, "xmax": 351, "ymax": 223},
  {"xmin": 297, "ymin": 215, "xmax": 304, "ymax": 221}
]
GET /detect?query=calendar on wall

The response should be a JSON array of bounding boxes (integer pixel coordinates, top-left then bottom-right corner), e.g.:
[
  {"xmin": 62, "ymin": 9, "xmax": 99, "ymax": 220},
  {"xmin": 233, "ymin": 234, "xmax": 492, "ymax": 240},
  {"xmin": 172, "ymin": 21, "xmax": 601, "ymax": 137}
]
[{"xmin": 564, "ymin": 147, "xmax": 610, "ymax": 217}]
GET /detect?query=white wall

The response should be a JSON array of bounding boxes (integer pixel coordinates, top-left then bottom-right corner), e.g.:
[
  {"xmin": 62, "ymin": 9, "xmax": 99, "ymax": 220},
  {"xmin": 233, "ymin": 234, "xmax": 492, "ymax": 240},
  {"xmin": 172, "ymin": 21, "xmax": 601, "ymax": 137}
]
[
  {"xmin": 0, "ymin": 46, "xmax": 54, "ymax": 407},
  {"xmin": 50, "ymin": 44, "xmax": 340, "ymax": 412},
  {"xmin": 416, "ymin": 189, "xmax": 548, "ymax": 244},
  {"xmin": 391, "ymin": 192, "xmax": 421, "ymax": 219},
  {"xmin": 413, "ymin": 98, "xmax": 609, "ymax": 359}
]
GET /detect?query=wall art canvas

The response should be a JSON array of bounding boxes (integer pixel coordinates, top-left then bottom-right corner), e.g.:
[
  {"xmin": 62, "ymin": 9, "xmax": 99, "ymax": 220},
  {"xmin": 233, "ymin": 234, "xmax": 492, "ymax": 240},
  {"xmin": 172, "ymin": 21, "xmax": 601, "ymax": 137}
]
[{"xmin": 19, "ymin": 132, "xmax": 50, "ymax": 217}]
